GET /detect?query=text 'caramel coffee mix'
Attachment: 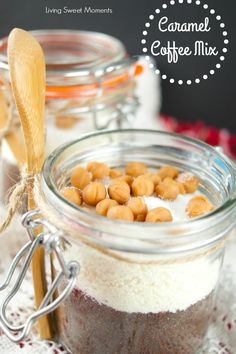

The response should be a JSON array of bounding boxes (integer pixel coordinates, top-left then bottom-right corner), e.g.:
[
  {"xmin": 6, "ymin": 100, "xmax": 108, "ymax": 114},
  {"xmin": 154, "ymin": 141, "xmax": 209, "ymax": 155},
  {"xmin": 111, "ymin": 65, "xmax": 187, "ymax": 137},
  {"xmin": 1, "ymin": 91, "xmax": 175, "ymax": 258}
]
[{"xmin": 61, "ymin": 161, "xmax": 214, "ymax": 222}]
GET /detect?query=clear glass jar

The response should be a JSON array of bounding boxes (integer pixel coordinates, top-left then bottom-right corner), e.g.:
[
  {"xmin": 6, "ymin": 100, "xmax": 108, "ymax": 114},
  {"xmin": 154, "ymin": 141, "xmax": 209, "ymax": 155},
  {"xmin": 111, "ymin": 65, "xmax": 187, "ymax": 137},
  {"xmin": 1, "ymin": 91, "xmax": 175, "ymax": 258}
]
[
  {"xmin": 0, "ymin": 30, "xmax": 159, "ymax": 202},
  {"xmin": 38, "ymin": 129, "xmax": 236, "ymax": 354}
]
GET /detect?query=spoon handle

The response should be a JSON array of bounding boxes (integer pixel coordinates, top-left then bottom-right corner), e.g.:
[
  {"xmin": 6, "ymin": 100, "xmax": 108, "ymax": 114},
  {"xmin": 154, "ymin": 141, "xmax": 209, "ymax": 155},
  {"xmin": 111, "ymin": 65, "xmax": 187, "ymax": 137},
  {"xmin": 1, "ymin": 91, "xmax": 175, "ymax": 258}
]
[{"xmin": 8, "ymin": 28, "xmax": 52, "ymax": 340}]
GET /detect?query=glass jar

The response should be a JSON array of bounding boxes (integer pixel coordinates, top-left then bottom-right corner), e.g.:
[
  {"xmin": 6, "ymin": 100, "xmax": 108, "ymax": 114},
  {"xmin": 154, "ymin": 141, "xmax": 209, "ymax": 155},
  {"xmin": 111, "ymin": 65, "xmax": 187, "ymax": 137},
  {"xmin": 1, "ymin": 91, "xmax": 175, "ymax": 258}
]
[
  {"xmin": 33, "ymin": 129, "xmax": 236, "ymax": 354},
  {"xmin": 0, "ymin": 30, "xmax": 160, "ymax": 202}
]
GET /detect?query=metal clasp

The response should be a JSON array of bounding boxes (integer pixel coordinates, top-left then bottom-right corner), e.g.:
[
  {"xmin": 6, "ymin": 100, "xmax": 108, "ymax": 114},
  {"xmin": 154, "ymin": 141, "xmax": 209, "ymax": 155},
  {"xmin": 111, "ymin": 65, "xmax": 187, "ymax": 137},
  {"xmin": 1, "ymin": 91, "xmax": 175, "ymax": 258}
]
[
  {"xmin": 91, "ymin": 56, "xmax": 140, "ymax": 130},
  {"xmin": 0, "ymin": 210, "xmax": 80, "ymax": 342}
]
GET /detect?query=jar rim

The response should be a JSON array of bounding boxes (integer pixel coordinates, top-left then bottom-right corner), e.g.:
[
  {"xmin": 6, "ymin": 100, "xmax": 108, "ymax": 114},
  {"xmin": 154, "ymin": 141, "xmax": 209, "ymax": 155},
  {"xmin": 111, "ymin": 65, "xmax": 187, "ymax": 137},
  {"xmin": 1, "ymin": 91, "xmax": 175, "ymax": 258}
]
[
  {"xmin": 0, "ymin": 29, "xmax": 125, "ymax": 71},
  {"xmin": 0, "ymin": 29, "xmax": 141, "ymax": 94},
  {"xmin": 41, "ymin": 129, "xmax": 236, "ymax": 254}
]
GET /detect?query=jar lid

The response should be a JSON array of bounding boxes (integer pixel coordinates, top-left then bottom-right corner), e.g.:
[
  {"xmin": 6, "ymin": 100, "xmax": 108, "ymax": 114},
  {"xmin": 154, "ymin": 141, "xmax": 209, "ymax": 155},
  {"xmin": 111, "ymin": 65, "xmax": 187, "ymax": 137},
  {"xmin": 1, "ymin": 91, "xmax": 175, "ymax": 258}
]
[{"xmin": 0, "ymin": 30, "xmax": 142, "ymax": 99}]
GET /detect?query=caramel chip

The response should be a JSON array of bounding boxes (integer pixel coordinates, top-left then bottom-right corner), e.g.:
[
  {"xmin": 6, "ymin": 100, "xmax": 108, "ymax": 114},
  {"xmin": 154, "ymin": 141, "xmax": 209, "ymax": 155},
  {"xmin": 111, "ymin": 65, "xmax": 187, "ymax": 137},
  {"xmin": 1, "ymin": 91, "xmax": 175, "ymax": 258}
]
[
  {"xmin": 125, "ymin": 162, "xmax": 148, "ymax": 177},
  {"xmin": 82, "ymin": 182, "xmax": 106, "ymax": 206},
  {"xmin": 186, "ymin": 195, "xmax": 213, "ymax": 218},
  {"xmin": 108, "ymin": 182, "xmax": 130, "ymax": 204},
  {"xmin": 96, "ymin": 199, "xmax": 119, "ymax": 216},
  {"xmin": 132, "ymin": 176, "xmax": 154, "ymax": 197},
  {"xmin": 145, "ymin": 207, "xmax": 173, "ymax": 223},
  {"xmin": 71, "ymin": 167, "xmax": 91, "ymax": 190},
  {"xmin": 87, "ymin": 162, "xmax": 110, "ymax": 180},
  {"xmin": 159, "ymin": 166, "xmax": 179, "ymax": 180},
  {"xmin": 127, "ymin": 197, "xmax": 148, "ymax": 218},
  {"xmin": 155, "ymin": 179, "xmax": 179, "ymax": 201},
  {"xmin": 177, "ymin": 172, "xmax": 199, "ymax": 193},
  {"xmin": 61, "ymin": 187, "xmax": 82, "ymax": 206},
  {"xmin": 55, "ymin": 115, "xmax": 78, "ymax": 129},
  {"xmin": 107, "ymin": 205, "xmax": 134, "ymax": 222}
]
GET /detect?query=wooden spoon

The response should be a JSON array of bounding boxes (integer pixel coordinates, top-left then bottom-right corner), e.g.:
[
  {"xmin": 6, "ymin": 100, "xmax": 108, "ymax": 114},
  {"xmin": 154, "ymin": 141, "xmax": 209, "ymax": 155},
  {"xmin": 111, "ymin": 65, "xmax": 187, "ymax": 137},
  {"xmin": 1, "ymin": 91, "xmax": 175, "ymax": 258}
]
[{"xmin": 7, "ymin": 28, "xmax": 52, "ymax": 339}]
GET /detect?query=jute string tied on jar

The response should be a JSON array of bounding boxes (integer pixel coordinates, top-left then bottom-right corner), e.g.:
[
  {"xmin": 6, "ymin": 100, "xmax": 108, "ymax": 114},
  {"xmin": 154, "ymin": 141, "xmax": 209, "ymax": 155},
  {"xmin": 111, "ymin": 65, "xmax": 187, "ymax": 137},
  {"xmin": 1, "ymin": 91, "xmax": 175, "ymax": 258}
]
[
  {"xmin": 33, "ymin": 174, "xmax": 226, "ymax": 266},
  {"xmin": 0, "ymin": 165, "xmax": 34, "ymax": 233}
]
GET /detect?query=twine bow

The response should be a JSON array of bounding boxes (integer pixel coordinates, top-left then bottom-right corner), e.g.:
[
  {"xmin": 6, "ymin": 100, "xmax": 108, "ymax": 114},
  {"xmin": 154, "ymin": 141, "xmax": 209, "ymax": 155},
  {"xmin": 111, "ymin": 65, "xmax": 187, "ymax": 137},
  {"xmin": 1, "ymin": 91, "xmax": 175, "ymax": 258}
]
[{"xmin": 0, "ymin": 166, "xmax": 34, "ymax": 233}]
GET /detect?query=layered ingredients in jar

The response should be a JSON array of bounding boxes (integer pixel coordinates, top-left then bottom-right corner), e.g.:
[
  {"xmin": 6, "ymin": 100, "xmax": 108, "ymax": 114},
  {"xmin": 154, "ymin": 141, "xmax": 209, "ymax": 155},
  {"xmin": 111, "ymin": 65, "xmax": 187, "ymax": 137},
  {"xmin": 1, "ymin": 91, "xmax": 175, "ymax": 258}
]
[{"xmin": 56, "ymin": 161, "xmax": 219, "ymax": 354}]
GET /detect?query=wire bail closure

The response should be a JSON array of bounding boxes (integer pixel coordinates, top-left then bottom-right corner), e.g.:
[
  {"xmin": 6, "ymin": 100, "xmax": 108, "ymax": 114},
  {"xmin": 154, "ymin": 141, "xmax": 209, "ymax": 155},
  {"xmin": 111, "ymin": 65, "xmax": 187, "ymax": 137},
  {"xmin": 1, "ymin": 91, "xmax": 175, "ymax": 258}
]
[
  {"xmin": 86, "ymin": 56, "xmax": 141, "ymax": 131},
  {"xmin": 0, "ymin": 210, "xmax": 80, "ymax": 342}
]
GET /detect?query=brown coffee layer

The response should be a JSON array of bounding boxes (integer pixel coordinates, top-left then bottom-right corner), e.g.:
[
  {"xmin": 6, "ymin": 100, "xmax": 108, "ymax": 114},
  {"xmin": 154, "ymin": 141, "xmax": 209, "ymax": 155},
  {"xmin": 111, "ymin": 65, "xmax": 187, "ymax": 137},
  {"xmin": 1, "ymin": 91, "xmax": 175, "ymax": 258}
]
[{"xmin": 56, "ymin": 287, "xmax": 214, "ymax": 354}]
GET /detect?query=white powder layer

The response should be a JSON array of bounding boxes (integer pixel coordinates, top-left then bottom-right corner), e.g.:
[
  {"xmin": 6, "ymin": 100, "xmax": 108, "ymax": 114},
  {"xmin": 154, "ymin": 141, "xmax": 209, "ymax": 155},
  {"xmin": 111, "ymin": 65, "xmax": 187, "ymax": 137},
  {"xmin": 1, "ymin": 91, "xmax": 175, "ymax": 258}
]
[
  {"xmin": 66, "ymin": 188, "xmax": 218, "ymax": 314},
  {"xmin": 65, "ymin": 242, "xmax": 220, "ymax": 314}
]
